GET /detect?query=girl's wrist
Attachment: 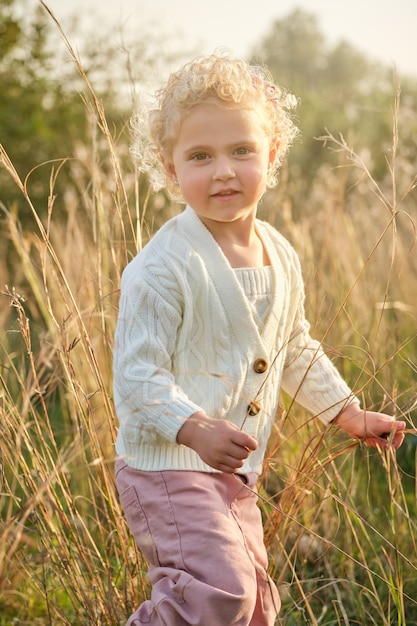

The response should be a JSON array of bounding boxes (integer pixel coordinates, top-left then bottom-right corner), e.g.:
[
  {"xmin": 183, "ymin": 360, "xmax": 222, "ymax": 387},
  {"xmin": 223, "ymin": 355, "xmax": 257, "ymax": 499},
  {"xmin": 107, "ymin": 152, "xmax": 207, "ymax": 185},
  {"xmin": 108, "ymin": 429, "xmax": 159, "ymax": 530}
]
[
  {"xmin": 176, "ymin": 412, "xmax": 210, "ymax": 448},
  {"xmin": 333, "ymin": 403, "xmax": 363, "ymax": 436}
]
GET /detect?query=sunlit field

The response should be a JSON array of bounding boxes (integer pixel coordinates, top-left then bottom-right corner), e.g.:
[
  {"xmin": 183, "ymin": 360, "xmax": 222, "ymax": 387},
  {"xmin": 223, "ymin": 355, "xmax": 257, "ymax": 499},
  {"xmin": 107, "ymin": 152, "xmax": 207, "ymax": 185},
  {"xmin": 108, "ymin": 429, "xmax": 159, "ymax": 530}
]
[{"xmin": 1, "ymin": 6, "xmax": 416, "ymax": 625}]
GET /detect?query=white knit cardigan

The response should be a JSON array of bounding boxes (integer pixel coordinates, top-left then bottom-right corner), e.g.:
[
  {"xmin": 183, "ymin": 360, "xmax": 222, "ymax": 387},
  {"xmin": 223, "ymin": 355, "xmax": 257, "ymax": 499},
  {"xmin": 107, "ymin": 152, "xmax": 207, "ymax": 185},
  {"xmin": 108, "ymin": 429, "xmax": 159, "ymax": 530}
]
[{"xmin": 113, "ymin": 206, "xmax": 358, "ymax": 474}]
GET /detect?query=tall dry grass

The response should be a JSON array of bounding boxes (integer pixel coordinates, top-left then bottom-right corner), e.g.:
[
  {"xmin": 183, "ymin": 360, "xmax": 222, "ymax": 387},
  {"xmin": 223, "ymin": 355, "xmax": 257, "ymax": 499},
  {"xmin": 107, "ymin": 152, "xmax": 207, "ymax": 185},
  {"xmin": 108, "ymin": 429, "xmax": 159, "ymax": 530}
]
[{"xmin": 1, "ymin": 10, "xmax": 416, "ymax": 625}]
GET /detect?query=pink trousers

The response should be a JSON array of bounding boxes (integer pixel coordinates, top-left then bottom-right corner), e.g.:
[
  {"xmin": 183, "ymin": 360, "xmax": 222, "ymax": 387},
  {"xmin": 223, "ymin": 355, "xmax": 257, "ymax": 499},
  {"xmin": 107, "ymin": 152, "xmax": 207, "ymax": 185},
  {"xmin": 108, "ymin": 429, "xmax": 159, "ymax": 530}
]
[{"xmin": 115, "ymin": 460, "xmax": 280, "ymax": 625}]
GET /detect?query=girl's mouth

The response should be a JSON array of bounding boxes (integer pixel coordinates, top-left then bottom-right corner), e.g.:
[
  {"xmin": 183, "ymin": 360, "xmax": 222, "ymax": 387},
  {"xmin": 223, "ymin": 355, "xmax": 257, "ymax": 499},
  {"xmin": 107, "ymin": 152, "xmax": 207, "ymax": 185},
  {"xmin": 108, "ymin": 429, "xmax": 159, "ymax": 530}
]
[{"xmin": 213, "ymin": 189, "xmax": 238, "ymax": 197}]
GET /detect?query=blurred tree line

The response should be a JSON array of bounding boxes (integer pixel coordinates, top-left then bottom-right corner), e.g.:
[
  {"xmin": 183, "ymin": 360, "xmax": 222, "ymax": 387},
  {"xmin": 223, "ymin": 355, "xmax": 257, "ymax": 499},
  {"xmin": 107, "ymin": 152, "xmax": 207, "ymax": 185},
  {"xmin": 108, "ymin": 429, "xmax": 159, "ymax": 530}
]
[
  {"xmin": 0, "ymin": 0, "xmax": 159, "ymax": 222},
  {"xmin": 0, "ymin": 0, "xmax": 87, "ymax": 212},
  {"xmin": 1, "ymin": 0, "xmax": 416, "ymax": 244},
  {"xmin": 251, "ymin": 9, "xmax": 417, "ymax": 214}
]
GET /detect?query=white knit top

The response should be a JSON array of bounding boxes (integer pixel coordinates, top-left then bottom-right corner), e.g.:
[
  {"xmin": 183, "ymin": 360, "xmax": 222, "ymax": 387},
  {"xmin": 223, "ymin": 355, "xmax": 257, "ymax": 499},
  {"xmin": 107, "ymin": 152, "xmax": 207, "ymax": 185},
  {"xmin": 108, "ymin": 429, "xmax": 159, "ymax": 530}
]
[
  {"xmin": 234, "ymin": 266, "xmax": 274, "ymax": 329},
  {"xmin": 113, "ymin": 206, "xmax": 358, "ymax": 474}
]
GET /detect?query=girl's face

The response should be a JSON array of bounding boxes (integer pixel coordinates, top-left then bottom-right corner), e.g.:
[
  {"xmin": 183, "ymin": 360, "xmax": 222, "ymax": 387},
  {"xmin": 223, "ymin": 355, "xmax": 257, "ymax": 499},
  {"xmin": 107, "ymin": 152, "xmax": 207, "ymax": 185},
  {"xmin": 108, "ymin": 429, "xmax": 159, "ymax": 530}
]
[{"xmin": 164, "ymin": 103, "xmax": 275, "ymax": 230}]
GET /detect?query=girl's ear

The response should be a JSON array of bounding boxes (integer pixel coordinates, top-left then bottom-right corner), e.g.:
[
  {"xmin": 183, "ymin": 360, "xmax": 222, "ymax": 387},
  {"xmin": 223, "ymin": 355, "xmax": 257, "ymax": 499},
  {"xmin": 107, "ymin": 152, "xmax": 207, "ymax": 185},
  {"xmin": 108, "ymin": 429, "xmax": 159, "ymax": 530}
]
[
  {"xmin": 268, "ymin": 140, "xmax": 279, "ymax": 168},
  {"xmin": 161, "ymin": 153, "xmax": 177, "ymax": 182}
]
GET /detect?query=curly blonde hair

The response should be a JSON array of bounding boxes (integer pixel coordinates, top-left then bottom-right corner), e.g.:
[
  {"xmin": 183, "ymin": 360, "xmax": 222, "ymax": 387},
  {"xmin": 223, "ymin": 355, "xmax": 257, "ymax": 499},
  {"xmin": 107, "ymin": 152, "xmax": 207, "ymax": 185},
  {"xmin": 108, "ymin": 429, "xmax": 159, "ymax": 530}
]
[{"xmin": 131, "ymin": 52, "xmax": 299, "ymax": 199}]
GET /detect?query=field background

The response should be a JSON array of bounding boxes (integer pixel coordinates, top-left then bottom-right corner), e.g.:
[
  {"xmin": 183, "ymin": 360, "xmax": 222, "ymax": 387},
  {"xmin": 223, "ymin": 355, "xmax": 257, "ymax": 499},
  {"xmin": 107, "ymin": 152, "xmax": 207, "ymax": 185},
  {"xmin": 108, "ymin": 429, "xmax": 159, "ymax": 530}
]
[{"xmin": 1, "ymin": 2, "xmax": 416, "ymax": 624}]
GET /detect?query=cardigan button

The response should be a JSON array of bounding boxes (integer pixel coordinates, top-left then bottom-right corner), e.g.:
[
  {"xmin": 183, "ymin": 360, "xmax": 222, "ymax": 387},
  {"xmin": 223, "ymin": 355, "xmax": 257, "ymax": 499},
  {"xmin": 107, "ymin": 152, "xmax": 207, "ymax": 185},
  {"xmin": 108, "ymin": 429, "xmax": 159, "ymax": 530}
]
[
  {"xmin": 248, "ymin": 400, "xmax": 261, "ymax": 416},
  {"xmin": 253, "ymin": 358, "xmax": 268, "ymax": 374}
]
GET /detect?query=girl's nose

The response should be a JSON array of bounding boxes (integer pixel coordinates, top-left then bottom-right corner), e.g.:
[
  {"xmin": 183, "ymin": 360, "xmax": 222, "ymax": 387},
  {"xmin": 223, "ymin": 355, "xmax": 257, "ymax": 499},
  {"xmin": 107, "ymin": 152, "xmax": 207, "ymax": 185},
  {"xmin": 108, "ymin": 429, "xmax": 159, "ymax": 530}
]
[{"xmin": 213, "ymin": 157, "xmax": 236, "ymax": 181}]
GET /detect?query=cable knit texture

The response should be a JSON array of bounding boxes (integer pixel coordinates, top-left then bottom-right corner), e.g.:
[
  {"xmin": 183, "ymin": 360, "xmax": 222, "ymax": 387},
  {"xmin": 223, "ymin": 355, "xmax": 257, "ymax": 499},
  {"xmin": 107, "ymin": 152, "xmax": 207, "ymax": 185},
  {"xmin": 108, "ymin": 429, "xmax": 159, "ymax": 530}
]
[{"xmin": 113, "ymin": 206, "xmax": 358, "ymax": 474}]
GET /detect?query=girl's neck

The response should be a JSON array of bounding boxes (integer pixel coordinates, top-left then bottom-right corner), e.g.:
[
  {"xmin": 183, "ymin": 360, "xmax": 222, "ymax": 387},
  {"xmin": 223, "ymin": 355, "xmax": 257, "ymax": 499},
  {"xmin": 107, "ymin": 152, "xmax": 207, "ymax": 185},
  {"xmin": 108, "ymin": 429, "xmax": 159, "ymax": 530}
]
[
  {"xmin": 222, "ymin": 237, "xmax": 270, "ymax": 268},
  {"xmin": 202, "ymin": 219, "xmax": 269, "ymax": 269}
]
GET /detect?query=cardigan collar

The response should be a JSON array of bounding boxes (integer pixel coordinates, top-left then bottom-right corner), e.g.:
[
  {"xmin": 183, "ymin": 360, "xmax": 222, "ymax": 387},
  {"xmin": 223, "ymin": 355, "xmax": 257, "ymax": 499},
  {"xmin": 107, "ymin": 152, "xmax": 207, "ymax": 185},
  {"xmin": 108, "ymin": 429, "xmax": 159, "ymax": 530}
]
[{"xmin": 177, "ymin": 206, "xmax": 285, "ymax": 353}]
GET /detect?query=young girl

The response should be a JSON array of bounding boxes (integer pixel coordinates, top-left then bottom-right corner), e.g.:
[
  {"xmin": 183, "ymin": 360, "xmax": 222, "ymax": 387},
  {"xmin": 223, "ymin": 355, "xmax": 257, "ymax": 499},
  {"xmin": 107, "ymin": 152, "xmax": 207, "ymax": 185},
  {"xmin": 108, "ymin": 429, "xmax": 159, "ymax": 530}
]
[{"xmin": 113, "ymin": 53, "xmax": 405, "ymax": 626}]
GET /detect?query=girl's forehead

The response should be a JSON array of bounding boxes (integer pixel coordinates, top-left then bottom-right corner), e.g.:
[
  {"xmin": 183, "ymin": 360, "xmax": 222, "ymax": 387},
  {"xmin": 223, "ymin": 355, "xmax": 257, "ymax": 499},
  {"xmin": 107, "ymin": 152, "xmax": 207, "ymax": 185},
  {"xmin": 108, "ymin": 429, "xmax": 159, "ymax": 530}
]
[
  {"xmin": 169, "ymin": 104, "xmax": 270, "ymax": 155},
  {"xmin": 177, "ymin": 102, "xmax": 268, "ymax": 134}
]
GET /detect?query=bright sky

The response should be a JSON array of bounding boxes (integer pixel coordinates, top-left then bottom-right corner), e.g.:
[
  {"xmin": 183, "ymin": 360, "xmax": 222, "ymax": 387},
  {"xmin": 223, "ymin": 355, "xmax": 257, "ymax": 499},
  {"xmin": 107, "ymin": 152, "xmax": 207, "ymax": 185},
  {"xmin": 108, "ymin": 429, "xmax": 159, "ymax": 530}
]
[{"xmin": 44, "ymin": 0, "xmax": 416, "ymax": 77}]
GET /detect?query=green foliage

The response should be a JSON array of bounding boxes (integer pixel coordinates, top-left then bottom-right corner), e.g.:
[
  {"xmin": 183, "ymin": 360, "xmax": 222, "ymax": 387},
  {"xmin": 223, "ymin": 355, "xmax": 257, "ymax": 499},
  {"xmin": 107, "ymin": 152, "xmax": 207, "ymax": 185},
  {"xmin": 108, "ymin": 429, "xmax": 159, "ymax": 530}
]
[
  {"xmin": 0, "ymin": 1, "xmax": 86, "ymax": 216},
  {"xmin": 0, "ymin": 0, "xmax": 162, "ymax": 234}
]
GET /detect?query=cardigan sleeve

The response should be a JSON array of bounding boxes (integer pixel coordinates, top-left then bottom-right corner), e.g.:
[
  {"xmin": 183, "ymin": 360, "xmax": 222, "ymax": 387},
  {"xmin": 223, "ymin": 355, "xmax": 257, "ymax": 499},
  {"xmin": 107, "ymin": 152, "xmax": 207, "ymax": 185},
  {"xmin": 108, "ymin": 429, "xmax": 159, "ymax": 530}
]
[
  {"xmin": 113, "ymin": 260, "xmax": 202, "ymax": 445},
  {"xmin": 280, "ymin": 249, "xmax": 359, "ymax": 424}
]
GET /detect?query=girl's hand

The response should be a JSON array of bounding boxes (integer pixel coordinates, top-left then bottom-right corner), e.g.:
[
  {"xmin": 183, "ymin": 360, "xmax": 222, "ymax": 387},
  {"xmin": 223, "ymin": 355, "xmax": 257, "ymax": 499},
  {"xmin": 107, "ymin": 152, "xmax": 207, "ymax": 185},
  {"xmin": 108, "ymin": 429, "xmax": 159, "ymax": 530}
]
[
  {"xmin": 177, "ymin": 412, "xmax": 258, "ymax": 473},
  {"xmin": 333, "ymin": 403, "xmax": 406, "ymax": 449}
]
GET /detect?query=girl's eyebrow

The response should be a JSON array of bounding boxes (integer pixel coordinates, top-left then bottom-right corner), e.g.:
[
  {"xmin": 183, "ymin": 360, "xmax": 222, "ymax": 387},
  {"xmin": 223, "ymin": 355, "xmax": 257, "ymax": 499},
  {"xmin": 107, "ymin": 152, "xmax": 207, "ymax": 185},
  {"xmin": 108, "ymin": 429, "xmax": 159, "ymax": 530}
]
[
  {"xmin": 181, "ymin": 146, "xmax": 211, "ymax": 160},
  {"xmin": 183, "ymin": 144, "xmax": 210, "ymax": 154}
]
